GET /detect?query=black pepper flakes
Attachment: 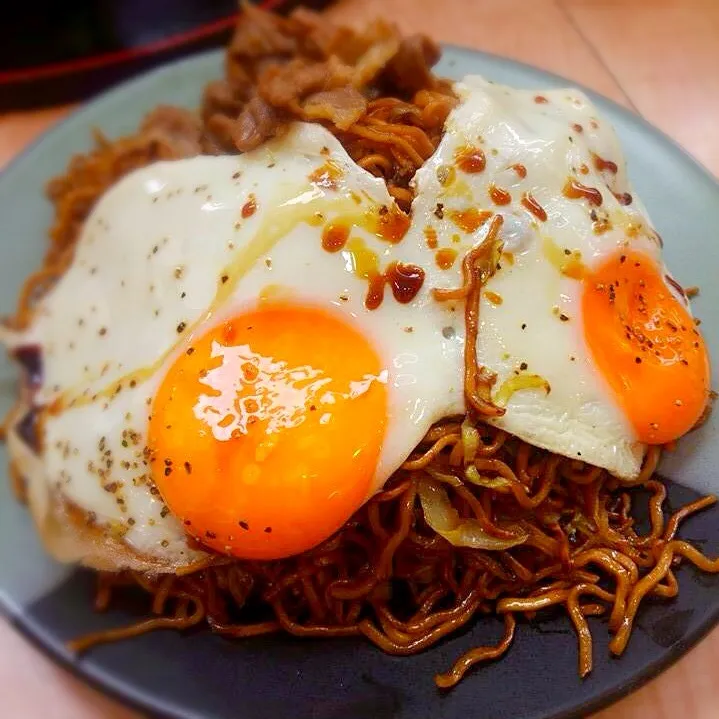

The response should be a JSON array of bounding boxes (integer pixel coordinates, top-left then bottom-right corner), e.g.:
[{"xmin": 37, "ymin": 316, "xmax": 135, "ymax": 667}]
[
  {"xmin": 99, "ymin": 327, "xmax": 107, "ymax": 336},
  {"xmin": 177, "ymin": 322, "xmax": 186, "ymax": 333},
  {"xmin": 434, "ymin": 203, "xmax": 444, "ymax": 219},
  {"xmin": 184, "ymin": 461, "xmax": 192, "ymax": 474},
  {"xmin": 519, "ymin": 362, "xmax": 528, "ymax": 370},
  {"xmin": 239, "ymin": 520, "xmax": 249, "ymax": 530},
  {"xmin": 264, "ymin": 526, "xmax": 272, "ymax": 533},
  {"xmin": 559, "ymin": 313, "xmax": 570, "ymax": 322},
  {"xmin": 205, "ymin": 530, "xmax": 217, "ymax": 539}
]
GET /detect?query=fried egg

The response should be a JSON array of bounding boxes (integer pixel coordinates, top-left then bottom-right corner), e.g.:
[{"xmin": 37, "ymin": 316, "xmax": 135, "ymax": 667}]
[
  {"xmin": 3, "ymin": 77, "xmax": 709, "ymax": 571},
  {"xmin": 414, "ymin": 76, "xmax": 709, "ymax": 477},
  {"xmin": 4, "ymin": 123, "xmax": 461, "ymax": 569}
]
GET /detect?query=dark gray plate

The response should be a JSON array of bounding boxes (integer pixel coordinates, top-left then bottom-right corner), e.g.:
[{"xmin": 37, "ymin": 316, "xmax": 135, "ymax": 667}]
[{"xmin": 1, "ymin": 46, "xmax": 718, "ymax": 719}]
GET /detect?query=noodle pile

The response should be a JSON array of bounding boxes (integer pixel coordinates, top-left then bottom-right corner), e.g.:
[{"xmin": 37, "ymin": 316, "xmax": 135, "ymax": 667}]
[{"xmin": 7, "ymin": 4, "xmax": 719, "ymax": 689}]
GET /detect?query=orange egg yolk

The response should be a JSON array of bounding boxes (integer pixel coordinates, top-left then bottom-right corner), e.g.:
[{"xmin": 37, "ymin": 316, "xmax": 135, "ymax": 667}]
[
  {"xmin": 148, "ymin": 304, "xmax": 387, "ymax": 560},
  {"xmin": 582, "ymin": 249, "xmax": 710, "ymax": 445}
]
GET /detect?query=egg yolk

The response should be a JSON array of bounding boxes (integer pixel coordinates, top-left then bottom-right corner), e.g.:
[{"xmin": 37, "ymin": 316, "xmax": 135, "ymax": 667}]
[
  {"xmin": 582, "ymin": 249, "xmax": 710, "ymax": 444},
  {"xmin": 149, "ymin": 304, "xmax": 387, "ymax": 559}
]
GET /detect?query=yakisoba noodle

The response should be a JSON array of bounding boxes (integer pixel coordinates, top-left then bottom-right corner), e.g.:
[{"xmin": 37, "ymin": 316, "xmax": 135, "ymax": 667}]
[{"xmin": 6, "ymin": 4, "xmax": 719, "ymax": 690}]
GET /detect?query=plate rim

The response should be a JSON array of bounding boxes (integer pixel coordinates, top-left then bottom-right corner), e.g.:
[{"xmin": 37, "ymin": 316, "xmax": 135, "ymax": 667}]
[{"xmin": 1, "ymin": 42, "xmax": 718, "ymax": 719}]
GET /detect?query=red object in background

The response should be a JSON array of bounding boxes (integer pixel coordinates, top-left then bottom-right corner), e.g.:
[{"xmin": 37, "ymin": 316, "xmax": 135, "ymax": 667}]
[{"xmin": 0, "ymin": 0, "xmax": 333, "ymax": 110}]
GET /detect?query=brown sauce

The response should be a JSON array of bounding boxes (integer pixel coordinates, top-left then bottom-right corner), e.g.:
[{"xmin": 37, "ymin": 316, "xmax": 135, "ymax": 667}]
[
  {"xmin": 591, "ymin": 152, "xmax": 618, "ymax": 174},
  {"xmin": 489, "ymin": 185, "xmax": 512, "ymax": 205},
  {"xmin": 563, "ymin": 178, "xmax": 603, "ymax": 207},
  {"xmin": 424, "ymin": 226, "xmax": 438, "ymax": 249},
  {"xmin": 366, "ymin": 262, "xmax": 425, "ymax": 310},
  {"xmin": 448, "ymin": 208, "xmax": 493, "ymax": 233},
  {"xmin": 435, "ymin": 248, "xmax": 458, "ymax": 270},
  {"xmin": 376, "ymin": 204, "xmax": 411, "ymax": 243},
  {"xmin": 455, "ymin": 145, "xmax": 487, "ymax": 174},
  {"xmin": 521, "ymin": 192, "xmax": 547, "ymax": 221},
  {"xmin": 241, "ymin": 194, "xmax": 257, "ymax": 218},
  {"xmin": 308, "ymin": 160, "xmax": 343, "ymax": 190},
  {"xmin": 321, "ymin": 223, "xmax": 350, "ymax": 252}
]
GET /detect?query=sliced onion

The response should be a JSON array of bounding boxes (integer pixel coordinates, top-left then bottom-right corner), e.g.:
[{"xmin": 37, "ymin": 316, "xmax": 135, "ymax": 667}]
[
  {"xmin": 418, "ymin": 478, "xmax": 528, "ymax": 551},
  {"xmin": 425, "ymin": 467, "xmax": 463, "ymax": 487},
  {"xmin": 464, "ymin": 464, "xmax": 511, "ymax": 491},
  {"xmin": 494, "ymin": 374, "xmax": 550, "ymax": 408},
  {"xmin": 460, "ymin": 418, "xmax": 480, "ymax": 465}
]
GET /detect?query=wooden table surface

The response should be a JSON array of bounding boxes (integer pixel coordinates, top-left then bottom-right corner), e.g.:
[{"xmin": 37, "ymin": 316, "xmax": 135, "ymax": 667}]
[{"xmin": 1, "ymin": 0, "xmax": 718, "ymax": 716}]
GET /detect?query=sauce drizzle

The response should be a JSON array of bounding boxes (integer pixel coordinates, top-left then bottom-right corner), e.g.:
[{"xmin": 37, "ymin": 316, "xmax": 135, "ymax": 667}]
[
  {"xmin": 489, "ymin": 184, "xmax": 512, "ymax": 205},
  {"xmin": 591, "ymin": 152, "xmax": 618, "ymax": 174},
  {"xmin": 308, "ymin": 160, "xmax": 343, "ymax": 190},
  {"xmin": 376, "ymin": 205, "xmax": 411, "ymax": 243},
  {"xmin": 366, "ymin": 262, "xmax": 425, "ymax": 310},
  {"xmin": 424, "ymin": 226, "xmax": 438, "ymax": 249},
  {"xmin": 435, "ymin": 248, "xmax": 458, "ymax": 270},
  {"xmin": 241, "ymin": 194, "xmax": 257, "ymax": 218},
  {"xmin": 455, "ymin": 145, "xmax": 487, "ymax": 174},
  {"xmin": 521, "ymin": 192, "xmax": 547, "ymax": 221},
  {"xmin": 563, "ymin": 178, "xmax": 603, "ymax": 207},
  {"xmin": 448, "ymin": 208, "xmax": 493, "ymax": 233},
  {"xmin": 321, "ymin": 223, "xmax": 350, "ymax": 253}
]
